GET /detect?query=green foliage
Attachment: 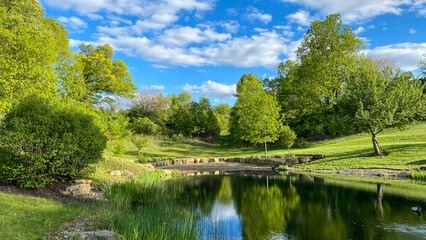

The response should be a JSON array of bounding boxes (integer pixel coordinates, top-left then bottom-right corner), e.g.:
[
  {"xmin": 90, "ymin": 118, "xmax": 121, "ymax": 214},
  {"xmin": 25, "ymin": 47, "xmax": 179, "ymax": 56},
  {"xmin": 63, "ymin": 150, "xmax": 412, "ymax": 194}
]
[
  {"xmin": 230, "ymin": 74, "xmax": 283, "ymax": 154},
  {"xmin": 131, "ymin": 135, "xmax": 149, "ymax": 150},
  {"xmin": 0, "ymin": 95, "xmax": 107, "ymax": 188},
  {"xmin": 409, "ymin": 171, "xmax": 426, "ymax": 181},
  {"xmin": 277, "ymin": 165, "xmax": 289, "ymax": 170},
  {"xmin": 341, "ymin": 59, "xmax": 425, "ymax": 155},
  {"xmin": 280, "ymin": 125, "xmax": 297, "ymax": 157},
  {"xmin": 112, "ymin": 143, "xmax": 126, "ymax": 157},
  {"xmin": 294, "ymin": 138, "xmax": 310, "ymax": 148},
  {"xmin": 131, "ymin": 134, "xmax": 149, "ymax": 161},
  {"xmin": 295, "ymin": 13, "xmax": 364, "ymax": 111},
  {"xmin": 96, "ymin": 109, "xmax": 132, "ymax": 139},
  {"xmin": 272, "ymin": 13, "xmax": 364, "ymax": 138},
  {"xmin": 137, "ymin": 155, "xmax": 148, "ymax": 164},
  {"xmin": 0, "ymin": 0, "xmax": 68, "ymax": 113},
  {"xmin": 131, "ymin": 117, "xmax": 158, "ymax": 135},
  {"xmin": 167, "ymin": 93, "xmax": 221, "ymax": 141},
  {"xmin": 214, "ymin": 103, "xmax": 231, "ymax": 134},
  {"xmin": 57, "ymin": 43, "xmax": 137, "ymax": 104},
  {"xmin": 280, "ymin": 126, "xmax": 297, "ymax": 149}
]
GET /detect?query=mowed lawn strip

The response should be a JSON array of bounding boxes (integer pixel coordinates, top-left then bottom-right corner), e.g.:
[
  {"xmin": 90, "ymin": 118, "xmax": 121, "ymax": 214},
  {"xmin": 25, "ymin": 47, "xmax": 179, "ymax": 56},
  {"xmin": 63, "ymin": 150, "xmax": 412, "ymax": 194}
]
[{"xmin": 0, "ymin": 192, "xmax": 84, "ymax": 240}]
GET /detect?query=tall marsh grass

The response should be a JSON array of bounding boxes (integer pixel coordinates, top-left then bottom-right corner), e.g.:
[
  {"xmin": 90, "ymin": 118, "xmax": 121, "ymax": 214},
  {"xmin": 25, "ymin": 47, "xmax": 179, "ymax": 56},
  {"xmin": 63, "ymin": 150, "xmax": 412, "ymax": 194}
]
[
  {"xmin": 409, "ymin": 171, "xmax": 426, "ymax": 183},
  {"xmin": 103, "ymin": 171, "xmax": 202, "ymax": 240}
]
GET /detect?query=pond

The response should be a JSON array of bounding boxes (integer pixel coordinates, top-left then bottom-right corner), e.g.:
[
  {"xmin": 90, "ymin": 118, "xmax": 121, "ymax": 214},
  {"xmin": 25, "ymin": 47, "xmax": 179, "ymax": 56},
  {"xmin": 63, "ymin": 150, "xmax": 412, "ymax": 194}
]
[{"xmin": 112, "ymin": 173, "xmax": 426, "ymax": 240}]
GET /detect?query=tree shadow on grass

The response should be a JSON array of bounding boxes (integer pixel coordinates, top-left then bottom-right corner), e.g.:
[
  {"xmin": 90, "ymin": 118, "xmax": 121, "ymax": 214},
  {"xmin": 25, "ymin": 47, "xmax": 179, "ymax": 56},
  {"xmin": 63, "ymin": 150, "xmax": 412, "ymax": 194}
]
[
  {"xmin": 407, "ymin": 160, "xmax": 426, "ymax": 165},
  {"xmin": 311, "ymin": 143, "xmax": 426, "ymax": 164}
]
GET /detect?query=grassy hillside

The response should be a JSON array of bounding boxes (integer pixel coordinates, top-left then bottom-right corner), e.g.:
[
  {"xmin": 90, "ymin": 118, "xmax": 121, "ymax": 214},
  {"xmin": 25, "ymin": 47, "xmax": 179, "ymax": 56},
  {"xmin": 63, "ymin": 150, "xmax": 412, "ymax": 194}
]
[
  {"xmin": 288, "ymin": 122, "xmax": 426, "ymax": 170},
  {"xmin": 105, "ymin": 122, "xmax": 426, "ymax": 170}
]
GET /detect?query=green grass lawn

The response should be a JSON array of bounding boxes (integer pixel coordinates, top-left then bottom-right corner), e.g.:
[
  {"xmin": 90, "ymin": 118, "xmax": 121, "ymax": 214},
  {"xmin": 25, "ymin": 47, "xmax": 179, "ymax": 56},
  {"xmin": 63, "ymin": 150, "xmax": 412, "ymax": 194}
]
[
  {"xmin": 0, "ymin": 192, "xmax": 85, "ymax": 240},
  {"xmin": 105, "ymin": 122, "xmax": 426, "ymax": 170},
  {"xmin": 288, "ymin": 122, "xmax": 426, "ymax": 170}
]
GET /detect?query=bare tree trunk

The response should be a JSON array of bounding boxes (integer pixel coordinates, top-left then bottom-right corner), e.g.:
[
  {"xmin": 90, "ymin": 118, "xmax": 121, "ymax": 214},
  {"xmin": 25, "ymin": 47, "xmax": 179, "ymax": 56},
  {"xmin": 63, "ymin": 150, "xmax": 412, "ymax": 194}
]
[
  {"xmin": 371, "ymin": 131, "xmax": 381, "ymax": 156},
  {"xmin": 264, "ymin": 142, "xmax": 267, "ymax": 156}
]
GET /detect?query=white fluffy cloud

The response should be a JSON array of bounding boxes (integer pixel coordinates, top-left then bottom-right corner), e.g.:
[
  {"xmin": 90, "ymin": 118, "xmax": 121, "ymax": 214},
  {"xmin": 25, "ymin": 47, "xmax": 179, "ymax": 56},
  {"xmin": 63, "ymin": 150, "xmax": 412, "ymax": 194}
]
[
  {"xmin": 353, "ymin": 26, "xmax": 366, "ymax": 34},
  {"xmin": 57, "ymin": 16, "xmax": 88, "ymax": 30},
  {"xmin": 93, "ymin": 30, "xmax": 298, "ymax": 68},
  {"xmin": 182, "ymin": 80, "xmax": 236, "ymax": 100},
  {"xmin": 46, "ymin": 0, "xmax": 215, "ymax": 32},
  {"xmin": 245, "ymin": 6, "xmax": 273, "ymax": 24},
  {"xmin": 366, "ymin": 42, "xmax": 426, "ymax": 71},
  {"xmin": 159, "ymin": 26, "xmax": 231, "ymax": 47},
  {"xmin": 286, "ymin": 10, "xmax": 315, "ymax": 26},
  {"xmin": 280, "ymin": 0, "xmax": 413, "ymax": 23}
]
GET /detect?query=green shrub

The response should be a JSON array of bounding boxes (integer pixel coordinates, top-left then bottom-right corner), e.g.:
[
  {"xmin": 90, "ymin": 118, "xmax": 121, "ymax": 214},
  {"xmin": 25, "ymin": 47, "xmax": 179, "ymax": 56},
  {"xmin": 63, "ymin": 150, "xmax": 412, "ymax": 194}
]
[
  {"xmin": 0, "ymin": 95, "xmax": 107, "ymax": 188},
  {"xmin": 112, "ymin": 143, "xmax": 126, "ymax": 157},
  {"xmin": 131, "ymin": 134, "xmax": 149, "ymax": 161},
  {"xmin": 137, "ymin": 155, "xmax": 148, "ymax": 164},
  {"xmin": 131, "ymin": 117, "xmax": 158, "ymax": 135},
  {"xmin": 277, "ymin": 165, "xmax": 288, "ymax": 170},
  {"xmin": 294, "ymin": 137, "xmax": 310, "ymax": 148}
]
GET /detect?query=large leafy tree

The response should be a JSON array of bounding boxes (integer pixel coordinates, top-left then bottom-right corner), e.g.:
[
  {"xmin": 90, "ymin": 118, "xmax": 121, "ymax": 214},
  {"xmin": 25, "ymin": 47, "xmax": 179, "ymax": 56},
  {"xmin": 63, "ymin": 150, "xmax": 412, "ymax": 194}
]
[
  {"xmin": 271, "ymin": 14, "xmax": 364, "ymax": 137},
  {"xmin": 295, "ymin": 13, "xmax": 364, "ymax": 112},
  {"xmin": 0, "ymin": 0, "xmax": 68, "ymax": 112},
  {"xmin": 58, "ymin": 43, "xmax": 137, "ymax": 104},
  {"xmin": 230, "ymin": 74, "xmax": 282, "ymax": 155},
  {"xmin": 341, "ymin": 59, "xmax": 425, "ymax": 156}
]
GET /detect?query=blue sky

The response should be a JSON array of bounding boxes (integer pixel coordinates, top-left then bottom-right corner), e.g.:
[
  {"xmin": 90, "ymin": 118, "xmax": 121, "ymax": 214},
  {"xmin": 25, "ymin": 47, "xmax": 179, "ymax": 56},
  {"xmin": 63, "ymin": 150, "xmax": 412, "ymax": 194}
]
[{"xmin": 39, "ymin": 0, "xmax": 426, "ymax": 106}]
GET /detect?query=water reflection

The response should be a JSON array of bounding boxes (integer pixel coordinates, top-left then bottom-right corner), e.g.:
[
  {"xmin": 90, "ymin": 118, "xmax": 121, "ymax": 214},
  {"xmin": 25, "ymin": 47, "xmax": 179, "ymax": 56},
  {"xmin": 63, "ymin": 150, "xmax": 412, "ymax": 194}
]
[{"xmin": 155, "ymin": 174, "xmax": 426, "ymax": 239}]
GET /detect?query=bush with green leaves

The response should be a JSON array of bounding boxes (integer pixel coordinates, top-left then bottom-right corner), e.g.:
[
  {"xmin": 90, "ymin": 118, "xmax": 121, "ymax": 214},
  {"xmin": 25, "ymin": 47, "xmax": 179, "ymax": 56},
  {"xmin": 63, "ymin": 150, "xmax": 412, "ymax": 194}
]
[
  {"xmin": 131, "ymin": 117, "xmax": 158, "ymax": 135},
  {"xmin": 112, "ymin": 143, "xmax": 126, "ymax": 157},
  {"xmin": 280, "ymin": 125, "xmax": 297, "ymax": 157},
  {"xmin": 131, "ymin": 134, "xmax": 149, "ymax": 161},
  {"xmin": 0, "ymin": 95, "xmax": 107, "ymax": 188}
]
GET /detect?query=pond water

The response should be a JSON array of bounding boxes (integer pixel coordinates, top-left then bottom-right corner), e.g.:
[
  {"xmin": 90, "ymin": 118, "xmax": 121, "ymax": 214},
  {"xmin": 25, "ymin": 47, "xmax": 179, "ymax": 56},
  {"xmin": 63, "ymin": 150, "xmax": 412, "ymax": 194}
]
[
  {"xmin": 121, "ymin": 173, "xmax": 426, "ymax": 240},
  {"xmin": 182, "ymin": 173, "xmax": 425, "ymax": 240}
]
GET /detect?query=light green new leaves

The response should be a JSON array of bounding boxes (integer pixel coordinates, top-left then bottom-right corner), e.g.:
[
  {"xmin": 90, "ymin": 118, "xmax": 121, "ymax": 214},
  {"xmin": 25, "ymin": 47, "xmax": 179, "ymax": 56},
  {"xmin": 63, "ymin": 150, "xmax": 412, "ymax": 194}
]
[
  {"xmin": 0, "ymin": 0, "xmax": 68, "ymax": 112},
  {"xmin": 231, "ymin": 74, "xmax": 283, "ymax": 146}
]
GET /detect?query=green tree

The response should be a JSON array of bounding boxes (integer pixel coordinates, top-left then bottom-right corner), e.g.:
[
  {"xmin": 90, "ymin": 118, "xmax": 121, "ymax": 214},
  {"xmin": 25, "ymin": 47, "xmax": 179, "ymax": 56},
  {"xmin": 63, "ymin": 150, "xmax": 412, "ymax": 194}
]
[
  {"xmin": 230, "ymin": 74, "xmax": 283, "ymax": 155},
  {"xmin": 131, "ymin": 135, "xmax": 149, "ymax": 161},
  {"xmin": 280, "ymin": 125, "xmax": 297, "ymax": 157},
  {"xmin": 0, "ymin": 0, "xmax": 68, "ymax": 112},
  {"xmin": 58, "ymin": 43, "xmax": 137, "ymax": 104},
  {"xmin": 342, "ymin": 59, "xmax": 425, "ymax": 156},
  {"xmin": 214, "ymin": 104, "xmax": 231, "ymax": 134},
  {"xmin": 272, "ymin": 13, "xmax": 364, "ymax": 137},
  {"xmin": 296, "ymin": 13, "xmax": 364, "ymax": 111},
  {"xmin": 166, "ymin": 92, "xmax": 193, "ymax": 136}
]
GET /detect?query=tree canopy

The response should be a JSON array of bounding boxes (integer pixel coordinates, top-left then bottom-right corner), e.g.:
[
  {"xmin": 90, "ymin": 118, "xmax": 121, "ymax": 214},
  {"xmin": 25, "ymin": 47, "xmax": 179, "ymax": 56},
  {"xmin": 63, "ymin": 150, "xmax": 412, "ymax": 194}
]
[
  {"xmin": 230, "ymin": 74, "xmax": 282, "ymax": 155},
  {"xmin": 58, "ymin": 43, "xmax": 137, "ymax": 104},
  {"xmin": 341, "ymin": 58, "xmax": 425, "ymax": 155},
  {"xmin": 0, "ymin": 0, "xmax": 68, "ymax": 112}
]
